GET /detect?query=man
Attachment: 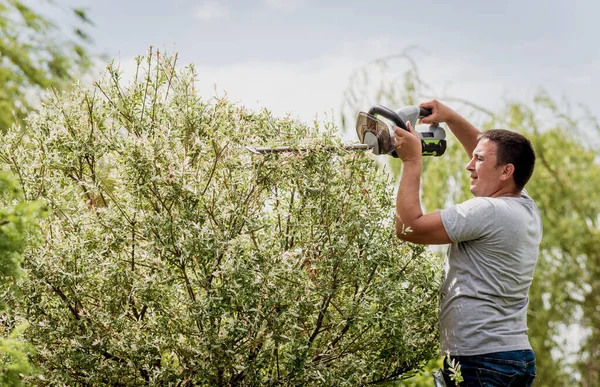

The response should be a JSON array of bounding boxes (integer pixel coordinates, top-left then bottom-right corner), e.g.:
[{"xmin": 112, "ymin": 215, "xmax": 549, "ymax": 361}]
[{"xmin": 393, "ymin": 99, "xmax": 541, "ymax": 387}]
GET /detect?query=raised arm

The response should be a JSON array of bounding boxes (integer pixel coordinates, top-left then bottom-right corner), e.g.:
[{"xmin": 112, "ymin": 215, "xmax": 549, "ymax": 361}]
[
  {"xmin": 419, "ymin": 99, "xmax": 481, "ymax": 158},
  {"xmin": 393, "ymin": 122, "xmax": 451, "ymax": 245}
]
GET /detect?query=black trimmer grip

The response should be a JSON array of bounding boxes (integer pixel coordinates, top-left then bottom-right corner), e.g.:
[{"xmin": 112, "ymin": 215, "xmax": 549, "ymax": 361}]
[
  {"xmin": 367, "ymin": 105, "xmax": 407, "ymax": 130},
  {"xmin": 421, "ymin": 141, "xmax": 446, "ymax": 157},
  {"xmin": 419, "ymin": 108, "xmax": 432, "ymax": 118}
]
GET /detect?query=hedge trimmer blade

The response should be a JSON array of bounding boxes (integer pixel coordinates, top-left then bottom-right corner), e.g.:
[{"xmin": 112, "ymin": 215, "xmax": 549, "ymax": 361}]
[
  {"xmin": 246, "ymin": 111, "xmax": 392, "ymax": 156},
  {"xmin": 245, "ymin": 144, "xmax": 372, "ymax": 154}
]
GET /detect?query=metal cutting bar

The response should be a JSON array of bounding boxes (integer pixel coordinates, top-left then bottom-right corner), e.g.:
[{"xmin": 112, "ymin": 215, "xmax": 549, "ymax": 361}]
[{"xmin": 245, "ymin": 144, "xmax": 372, "ymax": 154}]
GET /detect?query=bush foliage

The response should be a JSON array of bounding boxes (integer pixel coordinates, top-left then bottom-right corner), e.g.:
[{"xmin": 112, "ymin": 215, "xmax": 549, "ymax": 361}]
[
  {"xmin": 0, "ymin": 172, "xmax": 44, "ymax": 386},
  {"xmin": 1, "ymin": 50, "xmax": 440, "ymax": 386}
]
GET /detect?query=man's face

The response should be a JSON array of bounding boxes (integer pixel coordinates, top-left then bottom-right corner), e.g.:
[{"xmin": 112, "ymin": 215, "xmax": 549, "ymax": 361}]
[{"xmin": 465, "ymin": 139, "xmax": 506, "ymax": 197}]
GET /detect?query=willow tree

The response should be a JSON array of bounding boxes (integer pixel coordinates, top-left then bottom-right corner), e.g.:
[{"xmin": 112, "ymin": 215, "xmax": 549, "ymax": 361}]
[
  {"xmin": 1, "ymin": 50, "xmax": 441, "ymax": 386},
  {"xmin": 341, "ymin": 55, "xmax": 600, "ymax": 387},
  {"xmin": 0, "ymin": 0, "xmax": 93, "ymax": 132}
]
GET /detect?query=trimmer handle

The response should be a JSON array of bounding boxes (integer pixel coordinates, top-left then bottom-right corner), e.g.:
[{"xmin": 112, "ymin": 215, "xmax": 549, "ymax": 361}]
[
  {"xmin": 367, "ymin": 105, "xmax": 433, "ymax": 131},
  {"xmin": 367, "ymin": 105, "xmax": 408, "ymax": 131},
  {"xmin": 419, "ymin": 107, "xmax": 433, "ymax": 119}
]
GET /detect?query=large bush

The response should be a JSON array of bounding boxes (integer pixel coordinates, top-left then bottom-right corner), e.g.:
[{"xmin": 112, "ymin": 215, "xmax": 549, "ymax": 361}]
[{"xmin": 1, "ymin": 50, "xmax": 440, "ymax": 386}]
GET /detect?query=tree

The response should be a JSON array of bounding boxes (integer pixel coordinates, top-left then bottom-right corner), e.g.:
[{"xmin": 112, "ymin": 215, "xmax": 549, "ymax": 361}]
[
  {"xmin": 0, "ymin": 171, "xmax": 44, "ymax": 386},
  {"xmin": 341, "ymin": 54, "xmax": 600, "ymax": 386},
  {"xmin": 1, "ymin": 49, "xmax": 442, "ymax": 386},
  {"xmin": 0, "ymin": 0, "xmax": 93, "ymax": 132}
]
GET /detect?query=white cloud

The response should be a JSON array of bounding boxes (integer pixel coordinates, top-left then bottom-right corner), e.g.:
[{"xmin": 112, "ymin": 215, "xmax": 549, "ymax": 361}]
[
  {"xmin": 195, "ymin": 1, "xmax": 229, "ymax": 21},
  {"xmin": 195, "ymin": 56, "xmax": 355, "ymax": 129},
  {"xmin": 189, "ymin": 38, "xmax": 421, "ymax": 131}
]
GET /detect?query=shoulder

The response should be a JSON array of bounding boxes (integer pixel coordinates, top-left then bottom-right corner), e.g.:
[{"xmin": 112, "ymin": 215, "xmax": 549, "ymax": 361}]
[
  {"xmin": 444, "ymin": 197, "xmax": 496, "ymax": 218},
  {"xmin": 440, "ymin": 198, "xmax": 498, "ymax": 243}
]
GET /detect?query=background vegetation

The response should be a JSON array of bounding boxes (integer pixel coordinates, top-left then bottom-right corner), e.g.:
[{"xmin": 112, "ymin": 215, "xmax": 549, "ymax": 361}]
[{"xmin": 0, "ymin": 0, "xmax": 92, "ymax": 132}]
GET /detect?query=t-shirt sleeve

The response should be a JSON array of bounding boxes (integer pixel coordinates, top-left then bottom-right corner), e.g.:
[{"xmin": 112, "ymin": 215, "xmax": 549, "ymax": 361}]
[{"xmin": 440, "ymin": 197, "xmax": 495, "ymax": 243}]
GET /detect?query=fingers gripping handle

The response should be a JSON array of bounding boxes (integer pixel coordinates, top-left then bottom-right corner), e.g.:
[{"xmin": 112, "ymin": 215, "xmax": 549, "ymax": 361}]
[
  {"xmin": 419, "ymin": 107, "xmax": 432, "ymax": 118},
  {"xmin": 396, "ymin": 106, "xmax": 446, "ymax": 156}
]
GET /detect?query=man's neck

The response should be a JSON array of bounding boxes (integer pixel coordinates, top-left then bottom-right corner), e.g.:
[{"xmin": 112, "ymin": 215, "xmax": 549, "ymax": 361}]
[{"xmin": 490, "ymin": 187, "xmax": 521, "ymax": 198}]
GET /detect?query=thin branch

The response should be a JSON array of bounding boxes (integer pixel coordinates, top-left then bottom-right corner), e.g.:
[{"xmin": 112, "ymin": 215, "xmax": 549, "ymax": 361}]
[
  {"xmin": 308, "ymin": 262, "xmax": 340, "ymax": 344},
  {"xmin": 49, "ymin": 284, "xmax": 80, "ymax": 320}
]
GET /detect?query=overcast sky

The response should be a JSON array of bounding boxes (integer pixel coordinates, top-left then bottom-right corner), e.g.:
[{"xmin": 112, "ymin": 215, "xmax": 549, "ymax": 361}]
[{"xmin": 47, "ymin": 0, "xmax": 600, "ymax": 132}]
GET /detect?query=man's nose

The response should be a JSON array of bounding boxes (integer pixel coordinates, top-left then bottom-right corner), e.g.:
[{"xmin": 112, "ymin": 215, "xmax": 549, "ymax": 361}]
[{"xmin": 465, "ymin": 158, "xmax": 474, "ymax": 171}]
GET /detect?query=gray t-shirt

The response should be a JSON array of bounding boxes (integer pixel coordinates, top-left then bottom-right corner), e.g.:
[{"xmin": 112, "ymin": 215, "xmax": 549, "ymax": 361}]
[{"xmin": 439, "ymin": 191, "xmax": 542, "ymax": 356}]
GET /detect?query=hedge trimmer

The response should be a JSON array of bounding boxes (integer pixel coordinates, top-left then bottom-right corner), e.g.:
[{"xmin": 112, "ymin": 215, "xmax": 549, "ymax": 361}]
[{"xmin": 246, "ymin": 105, "xmax": 447, "ymax": 157}]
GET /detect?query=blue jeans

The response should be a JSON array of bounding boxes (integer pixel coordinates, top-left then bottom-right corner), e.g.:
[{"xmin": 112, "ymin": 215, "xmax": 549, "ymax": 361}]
[{"xmin": 442, "ymin": 350, "xmax": 536, "ymax": 387}]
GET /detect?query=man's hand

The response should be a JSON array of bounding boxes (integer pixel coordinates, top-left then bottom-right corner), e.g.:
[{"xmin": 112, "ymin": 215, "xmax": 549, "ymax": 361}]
[
  {"xmin": 419, "ymin": 99, "xmax": 481, "ymax": 158},
  {"xmin": 394, "ymin": 121, "xmax": 422, "ymax": 163},
  {"xmin": 418, "ymin": 99, "xmax": 459, "ymax": 125}
]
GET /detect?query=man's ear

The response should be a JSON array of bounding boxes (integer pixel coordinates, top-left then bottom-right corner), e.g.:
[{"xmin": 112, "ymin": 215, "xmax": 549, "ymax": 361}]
[{"xmin": 500, "ymin": 163, "xmax": 515, "ymax": 181}]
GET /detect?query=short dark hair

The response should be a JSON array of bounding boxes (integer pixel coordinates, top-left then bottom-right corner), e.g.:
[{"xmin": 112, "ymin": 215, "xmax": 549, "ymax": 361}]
[{"xmin": 478, "ymin": 129, "xmax": 535, "ymax": 190}]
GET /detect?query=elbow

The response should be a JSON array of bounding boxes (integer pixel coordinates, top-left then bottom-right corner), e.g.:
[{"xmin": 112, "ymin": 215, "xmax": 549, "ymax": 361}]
[
  {"xmin": 395, "ymin": 221, "xmax": 414, "ymax": 241},
  {"xmin": 396, "ymin": 232, "xmax": 411, "ymax": 242},
  {"xmin": 395, "ymin": 229, "xmax": 405, "ymax": 240}
]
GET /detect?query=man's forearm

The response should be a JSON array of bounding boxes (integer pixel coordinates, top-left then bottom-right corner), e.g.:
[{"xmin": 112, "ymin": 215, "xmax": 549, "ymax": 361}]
[
  {"xmin": 445, "ymin": 114, "xmax": 481, "ymax": 157},
  {"xmin": 395, "ymin": 160, "xmax": 423, "ymax": 236},
  {"xmin": 393, "ymin": 120, "xmax": 451, "ymax": 245}
]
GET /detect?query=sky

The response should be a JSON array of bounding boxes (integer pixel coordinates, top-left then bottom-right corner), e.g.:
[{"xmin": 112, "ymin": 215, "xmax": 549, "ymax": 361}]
[{"xmin": 45, "ymin": 0, "xmax": 600, "ymax": 135}]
